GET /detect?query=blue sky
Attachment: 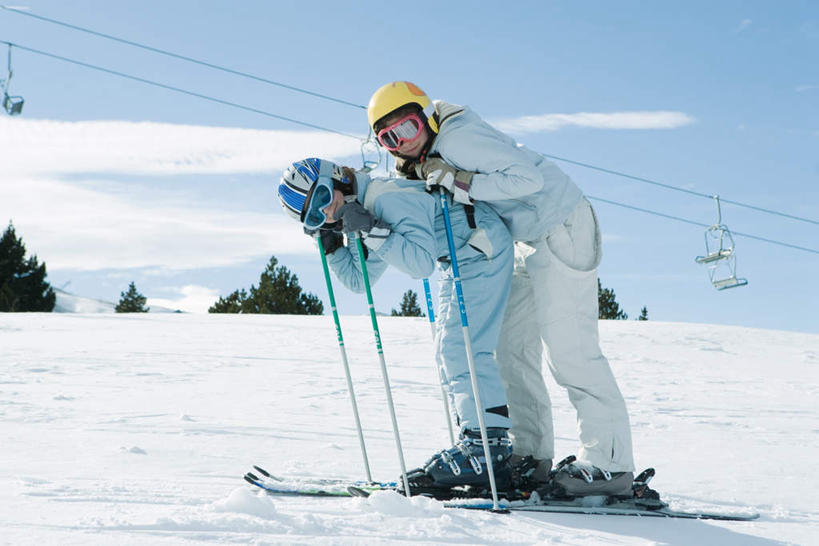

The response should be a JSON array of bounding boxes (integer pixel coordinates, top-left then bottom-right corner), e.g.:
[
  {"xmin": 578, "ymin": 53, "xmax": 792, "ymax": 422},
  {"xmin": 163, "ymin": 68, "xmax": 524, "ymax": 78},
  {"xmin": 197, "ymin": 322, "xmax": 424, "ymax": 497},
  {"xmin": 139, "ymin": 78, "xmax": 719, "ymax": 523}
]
[{"xmin": 1, "ymin": 1, "xmax": 817, "ymax": 332}]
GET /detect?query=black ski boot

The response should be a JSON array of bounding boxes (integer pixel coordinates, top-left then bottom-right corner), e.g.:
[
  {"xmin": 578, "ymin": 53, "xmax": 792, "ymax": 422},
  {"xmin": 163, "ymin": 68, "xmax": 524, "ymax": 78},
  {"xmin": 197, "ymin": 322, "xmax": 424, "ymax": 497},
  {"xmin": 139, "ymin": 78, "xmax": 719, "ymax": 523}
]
[{"xmin": 399, "ymin": 428, "xmax": 514, "ymax": 498}]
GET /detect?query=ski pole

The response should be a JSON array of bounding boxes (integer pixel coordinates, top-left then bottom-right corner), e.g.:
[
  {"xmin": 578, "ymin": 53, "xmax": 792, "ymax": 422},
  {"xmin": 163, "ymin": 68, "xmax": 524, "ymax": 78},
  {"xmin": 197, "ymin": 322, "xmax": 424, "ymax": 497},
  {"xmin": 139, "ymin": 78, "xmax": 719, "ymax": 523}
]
[
  {"xmin": 437, "ymin": 188, "xmax": 504, "ymax": 513},
  {"xmin": 422, "ymin": 278, "xmax": 456, "ymax": 445},
  {"xmin": 317, "ymin": 237, "xmax": 372, "ymax": 482},
  {"xmin": 354, "ymin": 233, "xmax": 411, "ymax": 496}
]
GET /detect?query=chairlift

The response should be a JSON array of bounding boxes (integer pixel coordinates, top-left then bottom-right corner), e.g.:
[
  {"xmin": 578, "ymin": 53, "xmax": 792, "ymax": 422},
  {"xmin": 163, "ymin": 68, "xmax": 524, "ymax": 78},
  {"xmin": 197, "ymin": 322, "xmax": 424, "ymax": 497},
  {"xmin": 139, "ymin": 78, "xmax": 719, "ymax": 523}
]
[
  {"xmin": 359, "ymin": 129, "xmax": 381, "ymax": 173},
  {"xmin": 2, "ymin": 44, "xmax": 24, "ymax": 116},
  {"xmin": 695, "ymin": 195, "xmax": 748, "ymax": 290}
]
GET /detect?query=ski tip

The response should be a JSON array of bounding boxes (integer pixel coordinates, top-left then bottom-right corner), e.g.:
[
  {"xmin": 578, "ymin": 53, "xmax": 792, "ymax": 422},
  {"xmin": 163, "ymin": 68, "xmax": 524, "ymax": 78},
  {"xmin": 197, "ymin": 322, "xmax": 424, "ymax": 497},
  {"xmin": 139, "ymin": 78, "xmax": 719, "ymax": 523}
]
[
  {"xmin": 246, "ymin": 472, "xmax": 259, "ymax": 481},
  {"xmin": 243, "ymin": 475, "xmax": 258, "ymax": 486},
  {"xmin": 252, "ymin": 465, "xmax": 282, "ymax": 481},
  {"xmin": 347, "ymin": 486, "xmax": 371, "ymax": 498},
  {"xmin": 252, "ymin": 465, "xmax": 270, "ymax": 477}
]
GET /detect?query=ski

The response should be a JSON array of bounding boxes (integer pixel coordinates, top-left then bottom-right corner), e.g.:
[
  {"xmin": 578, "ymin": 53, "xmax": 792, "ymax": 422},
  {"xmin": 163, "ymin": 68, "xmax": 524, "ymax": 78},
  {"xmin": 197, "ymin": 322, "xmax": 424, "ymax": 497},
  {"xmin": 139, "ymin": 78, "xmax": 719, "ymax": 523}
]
[
  {"xmin": 245, "ymin": 465, "xmax": 760, "ymax": 520},
  {"xmin": 244, "ymin": 465, "xmax": 396, "ymax": 497},
  {"xmin": 441, "ymin": 496, "xmax": 760, "ymax": 521}
]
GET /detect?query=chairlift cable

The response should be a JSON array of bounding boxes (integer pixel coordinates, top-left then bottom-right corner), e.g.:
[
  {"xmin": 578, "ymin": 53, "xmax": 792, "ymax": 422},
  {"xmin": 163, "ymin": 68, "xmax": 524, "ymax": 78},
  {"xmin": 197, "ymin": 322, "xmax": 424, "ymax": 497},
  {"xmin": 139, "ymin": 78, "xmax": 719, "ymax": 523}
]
[
  {"xmin": 544, "ymin": 153, "xmax": 819, "ymax": 226},
  {"xmin": 588, "ymin": 196, "xmax": 819, "ymax": 255},
  {"xmin": 2, "ymin": 5, "xmax": 814, "ymax": 228},
  {"xmin": 0, "ymin": 5, "xmax": 366, "ymax": 110},
  {"xmin": 0, "ymin": 40, "xmax": 365, "ymax": 140}
]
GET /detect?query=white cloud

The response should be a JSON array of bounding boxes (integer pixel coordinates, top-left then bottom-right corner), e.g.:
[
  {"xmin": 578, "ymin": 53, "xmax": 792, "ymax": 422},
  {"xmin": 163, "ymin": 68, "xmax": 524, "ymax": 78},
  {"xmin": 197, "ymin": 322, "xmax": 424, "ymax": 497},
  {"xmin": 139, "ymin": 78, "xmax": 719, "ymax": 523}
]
[
  {"xmin": 148, "ymin": 285, "xmax": 222, "ymax": 313},
  {"xmin": 795, "ymin": 84, "xmax": 818, "ymax": 93},
  {"xmin": 735, "ymin": 19, "xmax": 753, "ymax": 33},
  {"xmin": 0, "ymin": 118, "xmax": 356, "ymax": 272},
  {"xmin": 492, "ymin": 111, "xmax": 695, "ymax": 135},
  {"xmin": 0, "ymin": 117, "xmax": 362, "ymax": 176},
  {"xmin": 1, "ymin": 175, "xmax": 314, "ymax": 270}
]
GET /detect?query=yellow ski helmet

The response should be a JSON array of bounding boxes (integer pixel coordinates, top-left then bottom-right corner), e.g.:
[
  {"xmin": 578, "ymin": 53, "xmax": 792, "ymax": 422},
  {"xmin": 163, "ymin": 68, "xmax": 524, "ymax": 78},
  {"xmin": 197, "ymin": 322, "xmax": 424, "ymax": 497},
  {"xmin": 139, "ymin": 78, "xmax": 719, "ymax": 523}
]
[{"xmin": 367, "ymin": 81, "xmax": 439, "ymax": 134}]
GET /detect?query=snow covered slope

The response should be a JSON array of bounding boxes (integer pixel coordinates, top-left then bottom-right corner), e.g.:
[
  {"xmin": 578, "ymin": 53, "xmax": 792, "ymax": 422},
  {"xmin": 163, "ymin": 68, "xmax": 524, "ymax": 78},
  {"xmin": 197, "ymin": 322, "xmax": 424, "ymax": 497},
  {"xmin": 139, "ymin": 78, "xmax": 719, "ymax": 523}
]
[{"xmin": 0, "ymin": 313, "xmax": 816, "ymax": 544}]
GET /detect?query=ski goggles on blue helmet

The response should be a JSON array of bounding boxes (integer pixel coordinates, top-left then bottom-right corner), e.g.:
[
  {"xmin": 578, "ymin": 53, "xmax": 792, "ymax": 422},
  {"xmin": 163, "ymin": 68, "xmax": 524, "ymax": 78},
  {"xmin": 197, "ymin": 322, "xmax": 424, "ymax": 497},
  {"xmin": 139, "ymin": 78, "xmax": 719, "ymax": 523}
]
[
  {"xmin": 301, "ymin": 175, "xmax": 335, "ymax": 230},
  {"xmin": 278, "ymin": 158, "xmax": 348, "ymax": 230}
]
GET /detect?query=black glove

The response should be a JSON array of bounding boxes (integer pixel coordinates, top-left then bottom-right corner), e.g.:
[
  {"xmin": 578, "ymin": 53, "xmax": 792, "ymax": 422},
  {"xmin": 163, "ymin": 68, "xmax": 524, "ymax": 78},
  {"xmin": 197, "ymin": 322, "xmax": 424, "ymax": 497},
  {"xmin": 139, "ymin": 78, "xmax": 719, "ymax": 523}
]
[
  {"xmin": 336, "ymin": 201, "xmax": 391, "ymax": 250},
  {"xmin": 304, "ymin": 226, "xmax": 343, "ymax": 255}
]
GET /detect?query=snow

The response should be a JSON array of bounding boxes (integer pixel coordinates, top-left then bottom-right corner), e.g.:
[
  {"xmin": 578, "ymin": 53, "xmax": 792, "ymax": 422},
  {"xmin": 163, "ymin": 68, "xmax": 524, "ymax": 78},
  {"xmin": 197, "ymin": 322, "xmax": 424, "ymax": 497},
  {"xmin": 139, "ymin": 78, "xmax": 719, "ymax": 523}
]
[
  {"xmin": 52, "ymin": 288, "xmax": 181, "ymax": 314},
  {"xmin": 1, "ymin": 313, "xmax": 817, "ymax": 545}
]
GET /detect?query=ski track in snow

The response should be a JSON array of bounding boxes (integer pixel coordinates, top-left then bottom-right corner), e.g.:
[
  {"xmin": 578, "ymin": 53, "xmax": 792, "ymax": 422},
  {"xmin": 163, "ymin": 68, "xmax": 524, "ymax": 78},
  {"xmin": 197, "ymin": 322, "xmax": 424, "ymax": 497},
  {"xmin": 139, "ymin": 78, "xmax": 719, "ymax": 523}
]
[{"xmin": 0, "ymin": 313, "xmax": 816, "ymax": 545}]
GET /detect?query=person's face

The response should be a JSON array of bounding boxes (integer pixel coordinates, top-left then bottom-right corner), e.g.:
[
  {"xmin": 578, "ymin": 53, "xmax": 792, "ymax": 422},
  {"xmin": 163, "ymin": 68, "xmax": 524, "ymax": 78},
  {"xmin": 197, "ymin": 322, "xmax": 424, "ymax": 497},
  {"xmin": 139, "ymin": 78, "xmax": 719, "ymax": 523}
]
[
  {"xmin": 378, "ymin": 111, "xmax": 430, "ymax": 160},
  {"xmin": 322, "ymin": 189, "xmax": 346, "ymax": 224}
]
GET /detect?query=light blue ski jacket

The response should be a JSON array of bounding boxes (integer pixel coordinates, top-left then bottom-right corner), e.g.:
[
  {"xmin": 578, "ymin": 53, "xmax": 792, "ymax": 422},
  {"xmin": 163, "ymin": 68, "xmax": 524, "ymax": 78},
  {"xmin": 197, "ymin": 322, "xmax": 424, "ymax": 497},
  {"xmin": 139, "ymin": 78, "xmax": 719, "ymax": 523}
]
[
  {"xmin": 429, "ymin": 101, "xmax": 584, "ymax": 242},
  {"xmin": 326, "ymin": 171, "xmax": 507, "ymax": 292},
  {"xmin": 326, "ymin": 170, "xmax": 514, "ymax": 431}
]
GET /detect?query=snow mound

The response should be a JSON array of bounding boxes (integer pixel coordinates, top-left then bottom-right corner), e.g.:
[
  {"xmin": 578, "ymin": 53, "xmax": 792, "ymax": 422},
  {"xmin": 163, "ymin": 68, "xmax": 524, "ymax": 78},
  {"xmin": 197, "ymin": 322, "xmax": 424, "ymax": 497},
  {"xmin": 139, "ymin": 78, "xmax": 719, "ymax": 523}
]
[
  {"xmin": 357, "ymin": 489, "xmax": 446, "ymax": 517},
  {"xmin": 210, "ymin": 487, "xmax": 279, "ymax": 519}
]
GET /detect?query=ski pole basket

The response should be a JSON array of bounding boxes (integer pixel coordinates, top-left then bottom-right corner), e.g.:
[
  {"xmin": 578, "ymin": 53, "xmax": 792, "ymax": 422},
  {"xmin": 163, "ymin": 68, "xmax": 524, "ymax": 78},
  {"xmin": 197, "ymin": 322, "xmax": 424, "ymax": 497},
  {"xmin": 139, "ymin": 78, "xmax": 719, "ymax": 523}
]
[{"xmin": 695, "ymin": 196, "xmax": 748, "ymax": 290}]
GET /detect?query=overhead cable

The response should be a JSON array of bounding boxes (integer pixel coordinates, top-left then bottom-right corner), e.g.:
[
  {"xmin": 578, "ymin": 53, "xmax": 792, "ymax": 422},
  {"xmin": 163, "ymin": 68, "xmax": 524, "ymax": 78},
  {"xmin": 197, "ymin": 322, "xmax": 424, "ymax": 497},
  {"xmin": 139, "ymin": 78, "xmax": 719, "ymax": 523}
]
[
  {"xmin": 587, "ymin": 196, "xmax": 819, "ymax": 255},
  {"xmin": 4, "ymin": 5, "xmax": 814, "ymax": 228},
  {"xmin": 0, "ymin": 40, "xmax": 365, "ymax": 140},
  {"xmin": 544, "ymin": 153, "xmax": 818, "ymax": 226},
  {"xmin": 0, "ymin": 5, "xmax": 366, "ymax": 110}
]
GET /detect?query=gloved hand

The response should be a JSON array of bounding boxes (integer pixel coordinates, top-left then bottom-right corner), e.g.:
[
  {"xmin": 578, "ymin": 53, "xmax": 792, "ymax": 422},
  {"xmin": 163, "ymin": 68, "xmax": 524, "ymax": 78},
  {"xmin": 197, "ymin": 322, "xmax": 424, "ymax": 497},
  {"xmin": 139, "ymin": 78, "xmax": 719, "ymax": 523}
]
[
  {"xmin": 336, "ymin": 201, "xmax": 391, "ymax": 250},
  {"xmin": 395, "ymin": 156, "xmax": 421, "ymax": 180},
  {"xmin": 304, "ymin": 226, "xmax": 344, "ymax": 255},
  {"xmin": 421, "ymin": 158, "xmax": 475, "ymax": 205}
]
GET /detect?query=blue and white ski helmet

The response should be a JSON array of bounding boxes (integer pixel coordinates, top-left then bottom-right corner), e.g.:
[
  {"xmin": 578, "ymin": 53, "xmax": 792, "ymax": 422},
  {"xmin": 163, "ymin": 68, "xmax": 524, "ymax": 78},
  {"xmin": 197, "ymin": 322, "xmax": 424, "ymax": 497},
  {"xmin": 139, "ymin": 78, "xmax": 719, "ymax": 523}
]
[
  {"xmin": 278, "ymin": 158, "xmax": 320, "ymax": 222},
  {"xmin": 277, "ymin": 158, "xmax": 349, "ymax": 223}
]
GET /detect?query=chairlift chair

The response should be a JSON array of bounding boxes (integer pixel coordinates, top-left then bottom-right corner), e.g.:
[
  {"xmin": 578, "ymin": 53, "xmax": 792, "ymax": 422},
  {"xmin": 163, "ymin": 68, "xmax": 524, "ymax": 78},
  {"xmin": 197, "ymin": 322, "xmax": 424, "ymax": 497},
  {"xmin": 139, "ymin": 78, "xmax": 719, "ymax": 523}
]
[
  {"xmin": 695, "ymin": 196, "xmax": 748, "ymax": 290},
  {"xmin": 2, "ymin": 45, "xmax": 24, "ymax": 116},
  {"xmin": 359, "ymin": 129, "xmax": 381, "ymax": 173},
  {"xmin": 3, "ymin": 92, "xmax": 23, "ymax": 115}
]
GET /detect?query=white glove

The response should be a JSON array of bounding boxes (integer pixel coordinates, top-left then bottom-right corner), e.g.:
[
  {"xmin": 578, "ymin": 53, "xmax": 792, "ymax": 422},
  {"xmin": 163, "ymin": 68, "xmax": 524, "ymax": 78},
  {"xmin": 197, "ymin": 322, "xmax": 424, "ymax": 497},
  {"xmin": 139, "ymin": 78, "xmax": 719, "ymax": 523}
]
[{"xmin": 422, "ymin": 158, "xmax": 475, "ymax": 205}]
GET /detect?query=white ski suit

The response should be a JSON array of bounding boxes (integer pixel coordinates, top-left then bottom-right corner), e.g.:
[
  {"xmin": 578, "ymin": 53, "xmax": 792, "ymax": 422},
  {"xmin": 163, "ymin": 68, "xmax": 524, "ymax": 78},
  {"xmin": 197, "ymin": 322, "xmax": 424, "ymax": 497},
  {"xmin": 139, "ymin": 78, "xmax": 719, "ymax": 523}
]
[
  {"xmin": 425, "ymin": 101, "xmax": 635, "ymax": 472},
  {"xmin": 326, "ymin": 171, "xmax": 513, "ymax": 432}
]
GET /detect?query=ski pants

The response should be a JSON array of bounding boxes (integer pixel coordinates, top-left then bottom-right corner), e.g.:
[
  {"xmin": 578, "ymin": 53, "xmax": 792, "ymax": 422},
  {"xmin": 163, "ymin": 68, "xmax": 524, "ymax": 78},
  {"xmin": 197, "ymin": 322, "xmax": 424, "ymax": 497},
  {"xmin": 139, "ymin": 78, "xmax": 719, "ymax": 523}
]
[
  {"xmin": 435, "ymin": 236, "xmax": 513, "ymax": 433},
  {"xmin": 496, "ymin": 198, "xmax": 635, "ymax": 472}
]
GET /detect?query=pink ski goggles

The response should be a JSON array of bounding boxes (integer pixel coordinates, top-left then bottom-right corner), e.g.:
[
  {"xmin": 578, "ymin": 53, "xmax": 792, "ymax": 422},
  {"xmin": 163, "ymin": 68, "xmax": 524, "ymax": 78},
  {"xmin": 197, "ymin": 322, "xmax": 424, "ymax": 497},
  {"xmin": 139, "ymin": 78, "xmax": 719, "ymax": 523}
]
[{"xmin": 376, "ymin": 112, "xmax": 425, "ymax": 151}]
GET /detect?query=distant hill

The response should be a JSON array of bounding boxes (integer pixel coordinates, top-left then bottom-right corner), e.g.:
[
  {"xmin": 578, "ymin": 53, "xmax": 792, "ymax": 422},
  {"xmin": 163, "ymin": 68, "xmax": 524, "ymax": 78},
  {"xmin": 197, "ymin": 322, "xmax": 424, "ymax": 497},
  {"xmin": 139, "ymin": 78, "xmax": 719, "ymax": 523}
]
[{"xmin": 53, "ymin": 288, "xmax": 181, "ymax": 313}]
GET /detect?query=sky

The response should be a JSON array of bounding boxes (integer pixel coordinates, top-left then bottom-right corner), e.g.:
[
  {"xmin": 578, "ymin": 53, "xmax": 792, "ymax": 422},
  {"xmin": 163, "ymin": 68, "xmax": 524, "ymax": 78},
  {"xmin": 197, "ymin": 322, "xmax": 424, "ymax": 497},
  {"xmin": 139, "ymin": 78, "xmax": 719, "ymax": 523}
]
[{"xmin": 1, "ymin": 1, "xmax": 817, "ymax": 332}]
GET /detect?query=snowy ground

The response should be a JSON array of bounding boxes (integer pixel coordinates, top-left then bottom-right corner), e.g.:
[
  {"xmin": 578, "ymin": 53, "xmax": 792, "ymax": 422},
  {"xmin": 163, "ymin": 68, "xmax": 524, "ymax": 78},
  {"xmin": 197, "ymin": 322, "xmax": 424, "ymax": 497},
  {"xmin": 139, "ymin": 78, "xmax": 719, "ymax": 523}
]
[{"xmin": 1, "ymin": 313, "xmax": 817, "ymax": 545}]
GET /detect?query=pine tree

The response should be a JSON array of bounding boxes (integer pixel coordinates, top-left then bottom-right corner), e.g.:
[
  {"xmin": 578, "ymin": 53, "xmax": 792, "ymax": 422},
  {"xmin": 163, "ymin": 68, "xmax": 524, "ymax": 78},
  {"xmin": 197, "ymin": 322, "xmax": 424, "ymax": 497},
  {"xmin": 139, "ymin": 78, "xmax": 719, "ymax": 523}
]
[
  {"xmin": 598, "ymin": 278, "xmax": 628, "ymax": 320},
  {"xmin": 209, "ymin": 289, "xmax": 247, "ymax": 313},
  {"xmin": 209, "ymin": 256, "xmax": 323, "ymax": 315},
  {"xmin": 637, "ymin": 306, "xmax": 649, "ymax": 321},
  {"xmin": 0, "ymin": 222, "xmax": 56, "ymax": 312},
  {"xmin": 115, "ymin": 282, "xmax": 150, "ymax": 313},
  {"xmin": 391, "ymin": 289, "xmax": 425, "ymax": 317}
]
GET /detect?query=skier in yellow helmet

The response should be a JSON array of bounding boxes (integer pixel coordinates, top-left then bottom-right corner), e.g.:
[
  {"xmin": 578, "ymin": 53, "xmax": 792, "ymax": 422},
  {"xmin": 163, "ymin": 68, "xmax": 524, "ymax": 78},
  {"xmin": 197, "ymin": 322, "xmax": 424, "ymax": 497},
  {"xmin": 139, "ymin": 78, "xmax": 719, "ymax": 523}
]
[{"xmin": 367, "ymin": 81, "xmax": 636, "ymax": 497}]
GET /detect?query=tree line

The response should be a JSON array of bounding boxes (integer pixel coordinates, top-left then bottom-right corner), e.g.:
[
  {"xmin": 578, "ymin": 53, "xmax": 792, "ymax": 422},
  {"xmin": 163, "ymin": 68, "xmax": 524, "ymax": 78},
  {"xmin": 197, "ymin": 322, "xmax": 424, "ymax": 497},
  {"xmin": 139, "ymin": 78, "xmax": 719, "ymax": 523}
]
[{"xmin": 2, "ymin": 221, "xmax": 645, "ymax": 319}]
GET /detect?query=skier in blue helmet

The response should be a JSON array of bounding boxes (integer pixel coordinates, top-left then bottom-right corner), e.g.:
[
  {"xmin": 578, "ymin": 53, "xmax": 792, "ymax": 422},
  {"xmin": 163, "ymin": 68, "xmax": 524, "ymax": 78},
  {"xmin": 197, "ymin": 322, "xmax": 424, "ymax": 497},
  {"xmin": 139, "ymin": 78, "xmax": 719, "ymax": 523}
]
[
  {"xmin": 367, "ymin": 81, "xmax": 636, "ymax": 497},
  {"xmin": 277, "ymin": 157, "xmax": 514, "ymax": 492}
]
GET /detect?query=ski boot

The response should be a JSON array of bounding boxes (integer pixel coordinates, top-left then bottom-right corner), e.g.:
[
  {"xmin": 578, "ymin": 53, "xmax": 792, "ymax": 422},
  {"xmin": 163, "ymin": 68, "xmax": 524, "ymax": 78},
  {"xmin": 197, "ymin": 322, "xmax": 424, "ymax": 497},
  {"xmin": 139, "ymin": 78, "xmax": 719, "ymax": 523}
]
[
  {"xmin": 544, "ymin": 455, "xmax": 634, "ymax": 498},
  {"xmin": 509, "ymin": 454, "xmax": 553, "ymax": 490},
  {"xmin": 401, "ymin": 428, "xmax": 514, "ymax": 498}
]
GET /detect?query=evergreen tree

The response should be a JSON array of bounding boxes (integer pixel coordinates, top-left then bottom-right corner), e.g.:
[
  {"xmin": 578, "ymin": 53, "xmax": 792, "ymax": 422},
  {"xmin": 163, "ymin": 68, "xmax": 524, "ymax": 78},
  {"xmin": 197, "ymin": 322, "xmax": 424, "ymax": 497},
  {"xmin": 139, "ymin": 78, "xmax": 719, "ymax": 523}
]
[
  {"xmin": 391, "ymin": 289, "xmax": 425, "ymax": 317},
  {"xmin": 598, "ymin": 278, "xmax": 628, "ymax": 320},
  {"xmin": 637, "ymin": 306, "xmax": 649, "ymax": 321},
  {"xmin": 115, "ymin": 282, "xmax": 150, "ymax": 313},
  {"xmin": 0, "ymin": 222, "xmax": 56, "ymax": 312},
  {"xmin": 209, "ymin": 256, "xmax": 323, "ymax": 315},
  {"xmin": 209, "ymin": 289, "xmax": 247, "ymax": 313}
]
